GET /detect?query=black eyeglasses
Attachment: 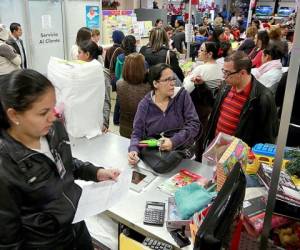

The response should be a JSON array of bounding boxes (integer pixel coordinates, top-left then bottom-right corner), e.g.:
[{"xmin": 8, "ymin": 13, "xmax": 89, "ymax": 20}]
[
  {"xmin": 157, "ymin": 77, "xmax": 176, "ymax": 84},
  {"xmin": 222, "ymin": 69, "xmax": 240, "ymax": 78}
]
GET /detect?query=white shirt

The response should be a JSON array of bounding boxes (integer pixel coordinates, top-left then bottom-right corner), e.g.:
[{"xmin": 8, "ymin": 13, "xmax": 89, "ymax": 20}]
[
  {"xmin": 252, "ymin": 67, "xmax": 283, "ymax": 94},
  {"xmin": 32, "ymin": 136, "xmax": 55, "ymax": 162},
  {"xmin": 183, "ymin": 63, "xmax": 223, "ymax": 93}
]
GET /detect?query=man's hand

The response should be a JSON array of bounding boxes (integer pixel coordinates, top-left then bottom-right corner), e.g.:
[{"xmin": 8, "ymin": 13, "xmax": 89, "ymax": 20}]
[{"xmin": 97, "ymin": 168, "xmax": 120, "ymax": 181}]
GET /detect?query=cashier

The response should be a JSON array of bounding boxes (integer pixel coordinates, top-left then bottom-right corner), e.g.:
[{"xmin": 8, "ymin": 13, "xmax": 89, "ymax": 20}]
[{"xmin": 0, "ymin": 69, "xmax": 120, "ymax": 249}]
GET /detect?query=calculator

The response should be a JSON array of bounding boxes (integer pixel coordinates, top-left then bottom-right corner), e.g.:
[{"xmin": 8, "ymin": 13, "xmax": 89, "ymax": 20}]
[{"xmin": 143, "ymin": 201, "xmax": 165, "ymax": 226}]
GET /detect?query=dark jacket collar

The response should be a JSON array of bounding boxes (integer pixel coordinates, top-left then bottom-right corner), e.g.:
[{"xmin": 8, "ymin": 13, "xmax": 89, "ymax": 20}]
[
  {"xmin": 0, "ymin": 129, "xmax": 37, "ymax": 163},
  {"xmin": 0, "ymin": 123, "xmax": 58, "ymax": 163}
]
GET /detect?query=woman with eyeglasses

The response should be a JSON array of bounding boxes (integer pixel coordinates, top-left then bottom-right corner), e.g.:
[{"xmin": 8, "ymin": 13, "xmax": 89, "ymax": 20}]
[
  {"xmin": 128, "ymin": 63, "xmax": 200, "ymax": 165},
  {"xmin": 183, "ymin": 41, "xmax": 223, "ymax": 161}
]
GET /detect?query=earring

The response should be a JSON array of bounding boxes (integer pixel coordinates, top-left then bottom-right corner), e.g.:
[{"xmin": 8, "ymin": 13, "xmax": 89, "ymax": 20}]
[{"xmin": 16, "ymin": 121, "xmax": 20, "ymax": 126}]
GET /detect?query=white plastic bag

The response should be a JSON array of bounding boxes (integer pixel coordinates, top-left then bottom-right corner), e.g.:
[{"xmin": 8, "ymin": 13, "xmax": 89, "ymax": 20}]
[{"xmin": 48, "ymin": 57, "xmax": 105, "ymax": 138}]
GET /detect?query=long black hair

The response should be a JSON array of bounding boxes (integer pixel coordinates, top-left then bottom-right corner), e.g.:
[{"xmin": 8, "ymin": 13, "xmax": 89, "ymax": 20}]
[
  {"xmin": 203, "ymin": 41, "xmax": 219, "ymax": 59},
  {"xmin": 257, "ymin": 30, "xmax": 269, "ymax": 50},
  {"xmin": 0, "ymin": 69, "xmax": 54, "ymax": 129},
  {"xmin": 78, "ymin": 40, "xmax": 102, "ymax": 60}
]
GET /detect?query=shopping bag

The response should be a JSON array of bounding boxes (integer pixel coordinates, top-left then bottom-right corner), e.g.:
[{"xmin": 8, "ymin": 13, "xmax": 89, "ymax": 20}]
[{"xmin": 48, "ymin": 57, "xmax": 105, "ymax": 138}]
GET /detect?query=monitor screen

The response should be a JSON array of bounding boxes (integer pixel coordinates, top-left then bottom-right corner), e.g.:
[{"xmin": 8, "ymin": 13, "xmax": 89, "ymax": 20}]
[
  {"xmin": 255, "ymin": 6, "xmax": 273, "ymax": 16},
  {"xmin": 278, "ymin": 7, "xmax": 294, "ymax": 17},
  {"xmin": 131, "ymin": 171, "xmax": 146, "ymax": 185}
]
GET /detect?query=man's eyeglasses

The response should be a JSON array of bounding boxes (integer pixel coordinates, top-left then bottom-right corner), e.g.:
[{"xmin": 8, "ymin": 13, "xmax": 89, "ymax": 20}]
[
  {"xmin": 157, "ymin": 77, "xmax": 176, "ymax": 84},
  {"xmin": 222, "ymin": 69, "xmax": 240, "ymax": 78}
]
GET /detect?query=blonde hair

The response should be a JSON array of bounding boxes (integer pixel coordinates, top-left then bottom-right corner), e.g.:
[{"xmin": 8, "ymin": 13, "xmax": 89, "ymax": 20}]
[
  {"xmin": 214, "ymin": 17, "xmax": 223, "ymax": 28},
  {"xmin": 268, "ymin": 26, "xmax": 282, "ymax": 40},
  {"xmin": 148, "ymin": 27, "xmax": 169, "ymax": 52},
  {"xmin": 246, "ymin": 26, "xmax": 257, "ymax": 38}
]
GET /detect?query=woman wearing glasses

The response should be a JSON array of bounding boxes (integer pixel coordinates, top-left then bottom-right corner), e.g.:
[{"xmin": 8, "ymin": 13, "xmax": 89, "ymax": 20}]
[{"xmin": 128, "ymin": 63, "xmax": 200, "ymax": 165}]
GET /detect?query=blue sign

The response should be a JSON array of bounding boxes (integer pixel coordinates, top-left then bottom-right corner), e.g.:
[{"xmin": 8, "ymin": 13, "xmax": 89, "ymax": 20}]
[{"xmin": 86, "ymin": 5, "xmax": 100, "ymax": 29}]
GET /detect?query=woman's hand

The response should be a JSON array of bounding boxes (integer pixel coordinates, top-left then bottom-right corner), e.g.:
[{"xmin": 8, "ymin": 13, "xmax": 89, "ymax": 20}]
[
  {"xmin": 191, "ymin": 75, "xmax": 204, "ymax": 85},
  {"xmin": 128, "ymin": 151, "xmax": 140, "ymax": 166},
  {"xmin": 97, "ymin": 168, "xmax": 120, "ymax": 181},
  {"xmin": 159, "ymin": 138, "xmax": 173, "ymax": 151},
  {"xmin": 101, "ymin": 126, "xmax": 109, "ymax": 133}
]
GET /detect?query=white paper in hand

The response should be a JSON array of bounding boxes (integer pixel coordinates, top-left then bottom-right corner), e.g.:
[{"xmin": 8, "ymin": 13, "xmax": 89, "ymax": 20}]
[{"xmin": 73, "ymin": 167, "xmax": 132, "ymax": 223}]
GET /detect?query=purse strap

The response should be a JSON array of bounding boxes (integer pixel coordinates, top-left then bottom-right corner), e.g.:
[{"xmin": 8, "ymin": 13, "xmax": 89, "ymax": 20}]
[
  {"xmin": 165, "ymin": 49, "xmax": 170, "ymax": 65},
  {"xmin": 109, "ymin": 47, "xmax": 122, "ymax": 71}
]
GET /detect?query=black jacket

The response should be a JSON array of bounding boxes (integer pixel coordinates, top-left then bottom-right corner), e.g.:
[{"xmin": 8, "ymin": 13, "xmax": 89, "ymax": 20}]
[
  {"xmin": 204, "ymin": 76, "xmax": 278, "ymax": 148},
  {"xmin": 173, "ymin": 32, "xmax": 186, "ymax": 54},
  {"xmin": 0, "ymin": 121, "xmax": 100, "ymax": 249},
  {"xmin": 6, "ymin": 36, "xmax": 27, "ymax": 68},
  {"xmin": 140, "ymin": 45, "xmax": 184, "ymax": 81}
]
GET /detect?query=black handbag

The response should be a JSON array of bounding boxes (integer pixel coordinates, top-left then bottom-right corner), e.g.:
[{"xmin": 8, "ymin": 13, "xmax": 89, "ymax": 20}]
[
  {"xmin": 139, "ymin": 128, "xmax": 200, "ymax": 174},
  {"xmin": 140, "ymin": 147, "xmax": 185, "ymax": 174},
  {"xmin": 193, "ymin": 162, "xmax": 246, "ymax": 250}
]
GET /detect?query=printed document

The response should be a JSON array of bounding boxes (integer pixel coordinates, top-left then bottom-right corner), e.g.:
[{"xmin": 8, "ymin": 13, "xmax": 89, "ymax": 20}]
[{"xmin": 73, "ymin": 167, "xmax": 132, "ymax": 223}]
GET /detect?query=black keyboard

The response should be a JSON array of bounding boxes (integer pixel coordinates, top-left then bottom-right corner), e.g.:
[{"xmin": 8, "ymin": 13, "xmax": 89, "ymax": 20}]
[{"xmin": 142, "ymin": 237, "xmax": 173, "ymax": 250}]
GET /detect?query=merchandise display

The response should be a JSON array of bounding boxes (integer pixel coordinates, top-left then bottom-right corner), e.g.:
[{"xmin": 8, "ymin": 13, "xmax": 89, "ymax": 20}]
[{"xmin": 102, "ymin": 10, "xmax": 152, "ymax": 45}]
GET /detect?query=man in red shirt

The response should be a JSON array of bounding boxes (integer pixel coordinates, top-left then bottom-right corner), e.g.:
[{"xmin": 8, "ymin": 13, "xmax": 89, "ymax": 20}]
[{"xmin": 202, "ymin": 51, "xmax": 278, "ymax": 153}]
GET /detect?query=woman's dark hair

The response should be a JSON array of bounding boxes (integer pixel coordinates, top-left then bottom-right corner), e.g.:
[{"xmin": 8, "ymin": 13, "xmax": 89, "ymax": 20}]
[
  {"xmin": 0, "ymin": 69, "xmax": 54, "ymax": 129},
  {"xmin": 148, "ymin": 63, "xmax": 172, "ymax": 89},
  {"xmin": 257, "ymin": 30, "xmax": 269, "ymax": 50},
  {"xmin": 203, "ymin": 41, "xmax": 219, "ymax": 59},
  {"xmin": 121, "ymin": 35, "xmax": 137, "ymax": 56},
  {"xmin": 78, "ymin": 40, "xmax": 102, "ymax": 60},
  {"xmin": 155, "ymin": 19, "xmax": 163, "ymax": 27},
  {"xmin": 219, "ymin": 41, "xmax": 232, "ymax": 57},
  {"xmin": 211, "ymin": 28, "xmax": 224, "ymax": 43},
  {"xmin": 251, "ymin": 19, "xmax": 260, "ymax": 30},
  {"xmin": 75, "ymin": 27, "xmax": 92, "ymax": 45},
  {"xmin": 263, "ymin": 42, "xmax": 284, "ymax": 60},
  {"xmin": 148, "ymin": 28, "xmax": 169, "ymax": 52}
]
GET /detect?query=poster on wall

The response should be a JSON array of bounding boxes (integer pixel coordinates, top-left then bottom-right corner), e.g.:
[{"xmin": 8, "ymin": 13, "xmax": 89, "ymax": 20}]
[{"xmin": 86, "ymin": 5, "xmax": 100, "ymax": 29}]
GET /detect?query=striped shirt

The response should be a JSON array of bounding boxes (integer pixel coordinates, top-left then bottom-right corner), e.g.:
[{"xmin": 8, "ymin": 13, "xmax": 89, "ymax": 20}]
[{"xmin": 215, "ymin": 82, "xmax": 251, "ymax": 136}]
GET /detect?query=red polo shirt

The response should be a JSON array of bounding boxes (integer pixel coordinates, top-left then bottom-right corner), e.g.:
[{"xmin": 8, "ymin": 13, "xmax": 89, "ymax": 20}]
[{"xmin": 215, "ymin": 82, "xmax": 252, "ymax": 136}]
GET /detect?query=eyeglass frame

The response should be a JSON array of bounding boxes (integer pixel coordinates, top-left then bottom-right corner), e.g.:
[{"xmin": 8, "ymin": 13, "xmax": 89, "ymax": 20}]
[
  {"xmin": 156, "ymin": 77, "xmax": 177, "ymax": 84},
  {"xmin": 222, "ymin": 68, "xmax": 241, "ymax": 78}
]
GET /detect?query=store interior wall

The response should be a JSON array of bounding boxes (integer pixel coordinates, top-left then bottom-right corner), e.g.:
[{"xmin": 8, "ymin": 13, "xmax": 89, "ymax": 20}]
[
  {"xmin": 64, "ymin": 0, "xmax": 102, "ymax": 60},
  {"xmin": 28, "ymin": 0, "xmax": 65, "ymax": 74}
]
